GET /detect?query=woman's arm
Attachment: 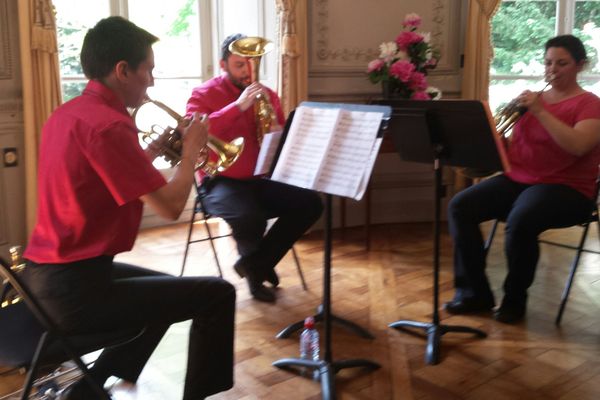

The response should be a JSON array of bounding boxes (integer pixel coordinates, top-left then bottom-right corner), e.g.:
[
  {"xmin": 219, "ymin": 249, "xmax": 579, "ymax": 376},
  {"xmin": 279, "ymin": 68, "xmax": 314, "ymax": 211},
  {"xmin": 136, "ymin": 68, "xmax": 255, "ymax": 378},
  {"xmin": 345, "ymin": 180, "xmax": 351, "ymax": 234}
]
[{"xmin": 521, "ymin": 90, "xmax": 600, "ymax": 156}]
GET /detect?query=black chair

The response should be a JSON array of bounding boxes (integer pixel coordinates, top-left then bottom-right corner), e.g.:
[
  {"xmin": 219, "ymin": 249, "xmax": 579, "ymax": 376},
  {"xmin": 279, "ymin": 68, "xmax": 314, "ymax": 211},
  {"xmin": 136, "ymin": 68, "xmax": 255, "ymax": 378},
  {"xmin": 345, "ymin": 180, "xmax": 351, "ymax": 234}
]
[
  {"xmin": 483, "ymin": 180, "xmax": 600, "ymax": 325},
  {"xmin": 180, "ymin": 189, "xmax": 308, "ymax": 290},
  {"xmin": 0, "ymin": 256, "xmax": 144, "ymax": 399}
]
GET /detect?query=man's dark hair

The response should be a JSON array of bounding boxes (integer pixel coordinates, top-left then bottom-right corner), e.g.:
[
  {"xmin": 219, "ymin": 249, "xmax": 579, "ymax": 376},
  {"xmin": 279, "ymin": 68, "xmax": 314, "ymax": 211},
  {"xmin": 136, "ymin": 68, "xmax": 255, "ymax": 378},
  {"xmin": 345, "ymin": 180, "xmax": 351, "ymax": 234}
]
[
  {"xmin": 221, "ymin": 33, "xmax": 247, "ymax": 61},
  {"xmin": 545, "ymin": 34, "xmax": 588, "ymax": 64},
  {"xmin": 80, "ymin": 16, "xmax": 159, "ymax": 80}
]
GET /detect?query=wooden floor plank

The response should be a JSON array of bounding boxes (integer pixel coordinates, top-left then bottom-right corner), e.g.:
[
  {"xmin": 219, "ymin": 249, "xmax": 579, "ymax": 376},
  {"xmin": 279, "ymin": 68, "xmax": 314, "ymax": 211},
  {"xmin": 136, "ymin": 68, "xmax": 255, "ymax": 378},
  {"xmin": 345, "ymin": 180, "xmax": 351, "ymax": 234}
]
[{"xmin": 1, "ymin": 221, "xmax": 599, "ymax": 399}]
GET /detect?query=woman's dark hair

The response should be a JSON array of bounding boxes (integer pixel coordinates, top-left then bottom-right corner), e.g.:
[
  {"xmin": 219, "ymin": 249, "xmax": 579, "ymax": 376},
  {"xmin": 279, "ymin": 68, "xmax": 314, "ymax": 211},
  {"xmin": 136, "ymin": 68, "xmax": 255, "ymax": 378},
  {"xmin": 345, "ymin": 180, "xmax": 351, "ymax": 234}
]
[
  {"xmin": 80, "ymin": 16, "xmax": 159, "ymax": 80},
  {"xmin": 221, "ymin": 33, "xmax": 247, "ymax": 61},
  {"xmin": 545, "ymin": 34, "xmax": 588, "ymax": 64}
]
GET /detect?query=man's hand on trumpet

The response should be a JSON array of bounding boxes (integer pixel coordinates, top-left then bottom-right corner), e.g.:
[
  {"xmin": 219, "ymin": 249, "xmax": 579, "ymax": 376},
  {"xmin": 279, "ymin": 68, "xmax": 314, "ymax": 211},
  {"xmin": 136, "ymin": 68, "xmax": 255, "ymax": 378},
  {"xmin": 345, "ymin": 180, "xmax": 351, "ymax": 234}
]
[
  {"xmin": 235, "ymin": 82, "xmax": 265, "ymax": 112},
  {"xmin": 180, "ymin": 112, "xmax": 209, "ymax": 165}
]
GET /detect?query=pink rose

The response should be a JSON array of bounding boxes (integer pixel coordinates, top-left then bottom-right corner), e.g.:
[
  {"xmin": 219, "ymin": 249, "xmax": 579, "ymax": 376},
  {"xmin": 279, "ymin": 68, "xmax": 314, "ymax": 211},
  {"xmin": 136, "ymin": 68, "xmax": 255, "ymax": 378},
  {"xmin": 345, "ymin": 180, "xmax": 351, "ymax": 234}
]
[
  {"xmin": 409, "ymin": 72, "xmax": 428, "ymax": 91},
  {"xmin": 395, "ymin": 31, "xmax": 424, "ymax": 51},
  {"xmin": 403, "ymin": 13, "xmax": 422, "ymax": 28},
  {"xmin": 367, "ymin": 58, "xmax": 385, "ymax": 73},
  {"xmin": 389, "ymin": 60, "xmax": 415, "ymax": 83},
  {"xmin": 411, "ymin": 91, "xmax": 431, "ymax": 100}
]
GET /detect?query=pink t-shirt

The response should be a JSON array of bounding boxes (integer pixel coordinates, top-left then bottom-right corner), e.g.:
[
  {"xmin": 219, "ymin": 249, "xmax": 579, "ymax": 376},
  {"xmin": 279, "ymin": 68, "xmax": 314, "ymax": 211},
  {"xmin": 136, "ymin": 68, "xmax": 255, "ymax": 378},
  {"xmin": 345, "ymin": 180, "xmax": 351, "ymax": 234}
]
[
  {"xmin": 186, "ymin": 74, "xmax": 285, "ymax": 180},
  {"xmin": 24, "ymin": 81, "xmax": 167, "ymax": 263},
  {"xmin": 506, "ymin": 91, "xmax": 600, "ymax": 199}
]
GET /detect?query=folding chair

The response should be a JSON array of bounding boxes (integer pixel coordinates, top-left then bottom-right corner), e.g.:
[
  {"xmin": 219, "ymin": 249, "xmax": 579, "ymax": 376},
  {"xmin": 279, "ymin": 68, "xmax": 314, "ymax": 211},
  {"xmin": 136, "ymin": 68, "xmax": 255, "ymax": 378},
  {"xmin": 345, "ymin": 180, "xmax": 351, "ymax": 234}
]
[
  {"xmin": 180, "ymin": 186, "xmax": 308, "ymax": 290},
  {"xmin": 483, "ymin": 179, "xmax": 600, "ymax": 325},
  {"xmin": 0, "ymin": 254, "xmax": 144, "ymax": 399}
]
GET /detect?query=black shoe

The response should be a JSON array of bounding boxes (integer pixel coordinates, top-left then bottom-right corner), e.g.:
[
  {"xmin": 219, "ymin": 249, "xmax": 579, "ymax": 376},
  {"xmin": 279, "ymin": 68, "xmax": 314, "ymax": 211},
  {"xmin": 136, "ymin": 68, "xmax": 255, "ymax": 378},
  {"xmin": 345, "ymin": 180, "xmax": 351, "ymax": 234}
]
[
  {"xmin": 494, "ymin": 303, "xmax": 526, "ymax": 324},
  {"xmin": 249, "ymin": 284, "xmax": 276, "ymax": 302},
  {"xmin": 234, "ymin": 259, "xmax": 276, "ymax": 303},
  {"xmin": 444, "ymin": 297, "xmax": 494, "ymax": 314},
  {"xmin": 265, "ymin": 268, "xmax": 280, "ymax": 288}
]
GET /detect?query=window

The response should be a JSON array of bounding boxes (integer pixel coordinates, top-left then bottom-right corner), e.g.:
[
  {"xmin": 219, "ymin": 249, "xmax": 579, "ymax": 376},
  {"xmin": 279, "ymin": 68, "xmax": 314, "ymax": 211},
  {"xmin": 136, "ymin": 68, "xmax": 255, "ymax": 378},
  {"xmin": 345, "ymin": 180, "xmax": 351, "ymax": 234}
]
[
  {"xmin": 53, "ymin": 0, "xmax": 277, "ymax": 169},
  {"xmin": 54, "ymin": 0, "xmax": 277, "ymax": 109},
  {"xmin": 490, "ymin": 0, "xmax": 600, "ymax": 112}
]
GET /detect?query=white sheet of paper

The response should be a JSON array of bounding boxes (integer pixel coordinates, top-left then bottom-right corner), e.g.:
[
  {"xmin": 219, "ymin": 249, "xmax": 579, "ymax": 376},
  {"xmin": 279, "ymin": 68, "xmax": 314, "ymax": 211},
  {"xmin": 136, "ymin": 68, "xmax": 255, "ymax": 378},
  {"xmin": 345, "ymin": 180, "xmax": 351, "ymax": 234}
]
[
  {"xmin": 253, "ymin": 130, "xmax": 283, "ymax": 176},
  {"xmin": 271, "ymin": 106, "xmax": 340, "ymax": 189},
  {"xmin": 314, "ymin": 110, "xmax": 383, "ymax": 199},
  {"xmin": 355, "ymin": 137, "xmax": 383, "ymax": 200}
]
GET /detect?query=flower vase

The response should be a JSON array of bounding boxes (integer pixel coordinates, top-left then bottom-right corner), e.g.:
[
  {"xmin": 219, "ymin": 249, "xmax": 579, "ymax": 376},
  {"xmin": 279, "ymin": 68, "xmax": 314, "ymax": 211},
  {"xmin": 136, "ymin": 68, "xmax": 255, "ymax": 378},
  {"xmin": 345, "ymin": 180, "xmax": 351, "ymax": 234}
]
[{"xmin": 381, "ymin": 80, "xmax": 397, "ymax": 99}]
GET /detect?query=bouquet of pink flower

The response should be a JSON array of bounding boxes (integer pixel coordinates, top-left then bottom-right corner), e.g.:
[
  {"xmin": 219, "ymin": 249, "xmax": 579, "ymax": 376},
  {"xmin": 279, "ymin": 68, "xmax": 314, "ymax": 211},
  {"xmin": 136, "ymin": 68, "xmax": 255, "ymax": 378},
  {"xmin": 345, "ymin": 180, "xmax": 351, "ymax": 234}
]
[{"xmin": 367, "ymin": 13, "xmax": 441, "ymax": 100}]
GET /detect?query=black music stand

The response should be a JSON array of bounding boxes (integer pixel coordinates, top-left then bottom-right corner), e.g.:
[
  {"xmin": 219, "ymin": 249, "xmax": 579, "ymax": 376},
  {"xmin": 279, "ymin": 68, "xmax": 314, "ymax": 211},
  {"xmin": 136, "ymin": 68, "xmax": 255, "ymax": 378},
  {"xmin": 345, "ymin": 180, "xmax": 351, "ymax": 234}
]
[
  {"xmin": 272, "ymin": 102, "xmax": 389, "ymax": 400},
  {"xmin": 374, "ymin": 99, "xmax": 509, "ymax": 365}
]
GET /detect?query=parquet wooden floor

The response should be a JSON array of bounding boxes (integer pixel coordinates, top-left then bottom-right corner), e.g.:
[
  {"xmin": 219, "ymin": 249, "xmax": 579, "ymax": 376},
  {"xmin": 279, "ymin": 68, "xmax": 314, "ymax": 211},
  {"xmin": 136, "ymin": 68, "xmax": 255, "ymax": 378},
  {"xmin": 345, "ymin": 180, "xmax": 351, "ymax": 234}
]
[{"xmin": 1, "ymin": 220, "xmax": 599, "ymax": 399}]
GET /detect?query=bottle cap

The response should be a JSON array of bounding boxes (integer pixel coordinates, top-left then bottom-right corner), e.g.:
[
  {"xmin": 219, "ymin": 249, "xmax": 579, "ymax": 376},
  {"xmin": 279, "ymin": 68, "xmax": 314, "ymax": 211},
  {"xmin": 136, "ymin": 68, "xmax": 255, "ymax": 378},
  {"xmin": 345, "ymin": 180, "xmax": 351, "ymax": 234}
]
[{"xmin": 304, "ymin": 316, "xmax": 315, "ymax": 329}]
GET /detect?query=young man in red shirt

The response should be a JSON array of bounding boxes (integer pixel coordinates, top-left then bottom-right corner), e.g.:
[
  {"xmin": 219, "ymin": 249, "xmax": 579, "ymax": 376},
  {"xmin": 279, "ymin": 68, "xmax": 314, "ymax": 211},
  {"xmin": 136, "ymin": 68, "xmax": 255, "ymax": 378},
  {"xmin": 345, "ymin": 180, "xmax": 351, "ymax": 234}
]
[{"xmin": 23, "ymin": 17, "xmax": 235, "ymax": 400}]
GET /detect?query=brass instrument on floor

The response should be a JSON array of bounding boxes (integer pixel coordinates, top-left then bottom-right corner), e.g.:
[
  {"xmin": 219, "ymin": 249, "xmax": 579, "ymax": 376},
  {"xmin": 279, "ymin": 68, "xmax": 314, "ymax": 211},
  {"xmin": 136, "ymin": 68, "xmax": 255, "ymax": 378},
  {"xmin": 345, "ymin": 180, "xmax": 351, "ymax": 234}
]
[
  {"xmin": 229, "ymin": 36, "xmax": 276, "ymax": 145},
  {"xmin": 132, "ymin": 97, "xmax": 245, "ymax": 176},
  {"xmin": 1, "ymin": 246, "xmax": 25, "ymax": 308}
]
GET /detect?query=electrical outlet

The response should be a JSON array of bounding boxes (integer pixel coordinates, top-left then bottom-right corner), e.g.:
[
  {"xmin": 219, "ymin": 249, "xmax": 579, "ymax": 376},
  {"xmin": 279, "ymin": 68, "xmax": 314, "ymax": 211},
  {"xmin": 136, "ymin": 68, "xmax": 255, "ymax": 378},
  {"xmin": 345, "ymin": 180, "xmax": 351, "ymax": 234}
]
[{"xmin": 3, "ymin": 148, "xmax": 18, "ymax": 167}]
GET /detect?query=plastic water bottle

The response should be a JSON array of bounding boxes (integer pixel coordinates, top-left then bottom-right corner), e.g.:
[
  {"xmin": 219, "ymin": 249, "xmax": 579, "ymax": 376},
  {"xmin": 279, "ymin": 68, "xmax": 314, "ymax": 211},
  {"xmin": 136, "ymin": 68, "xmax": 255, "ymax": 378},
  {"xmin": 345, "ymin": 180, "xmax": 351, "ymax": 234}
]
[{"xmin": 299, "ymin": 316, "xmax": 320, "ymax": 380}]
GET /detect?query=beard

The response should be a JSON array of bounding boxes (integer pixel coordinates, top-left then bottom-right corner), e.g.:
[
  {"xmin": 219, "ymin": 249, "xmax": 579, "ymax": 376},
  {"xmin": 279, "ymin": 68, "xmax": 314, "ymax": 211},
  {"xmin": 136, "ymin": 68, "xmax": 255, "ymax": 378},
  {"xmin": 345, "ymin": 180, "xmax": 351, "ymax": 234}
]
[{"xmin": 228, "ymin": 73, "xmax": 251, "ymax": 90}]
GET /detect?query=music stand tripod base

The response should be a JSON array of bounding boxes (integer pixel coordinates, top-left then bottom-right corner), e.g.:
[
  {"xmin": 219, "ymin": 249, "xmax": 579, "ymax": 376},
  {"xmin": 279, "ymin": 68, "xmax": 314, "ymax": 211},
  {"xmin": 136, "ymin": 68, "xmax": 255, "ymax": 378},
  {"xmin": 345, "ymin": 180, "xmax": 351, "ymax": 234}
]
[
  {"xmin": 389, "ymin": 319, "xmax": 487, "ymax": 365},
  {"xmin": 276, "ymin": 304, "xmax": 375, "ymax": 340}
]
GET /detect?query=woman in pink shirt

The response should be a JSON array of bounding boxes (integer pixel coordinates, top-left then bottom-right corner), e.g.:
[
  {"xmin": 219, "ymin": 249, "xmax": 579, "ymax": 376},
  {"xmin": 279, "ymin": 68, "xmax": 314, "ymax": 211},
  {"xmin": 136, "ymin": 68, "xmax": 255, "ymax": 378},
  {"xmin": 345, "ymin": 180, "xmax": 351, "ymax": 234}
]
[{"xmin": 444, "ymin": 35, "xmax": 600, "ymax": 323}]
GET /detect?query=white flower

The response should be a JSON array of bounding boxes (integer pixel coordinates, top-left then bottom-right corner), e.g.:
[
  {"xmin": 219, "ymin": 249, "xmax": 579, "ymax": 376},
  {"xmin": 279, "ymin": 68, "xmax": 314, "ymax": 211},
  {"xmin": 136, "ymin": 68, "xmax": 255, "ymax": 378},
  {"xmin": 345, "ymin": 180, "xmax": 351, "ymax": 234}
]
[
  {"xmin": 426, "ymin": 86, "xmax": 442, "ymax": 100},
  {"xmin": 379, "ymin": 41, "xmax": 398, "ymax": 59},
  {"xmin": 395, "ymin": 50, "xmax": 409, "ymax": 61},
  {"xmin": 425, "ymin": 49, "xmax": 433, "ymax": 60},
  {"xmin": 422, "ymin": 32, "xmax": 431, "ymax": 43}
]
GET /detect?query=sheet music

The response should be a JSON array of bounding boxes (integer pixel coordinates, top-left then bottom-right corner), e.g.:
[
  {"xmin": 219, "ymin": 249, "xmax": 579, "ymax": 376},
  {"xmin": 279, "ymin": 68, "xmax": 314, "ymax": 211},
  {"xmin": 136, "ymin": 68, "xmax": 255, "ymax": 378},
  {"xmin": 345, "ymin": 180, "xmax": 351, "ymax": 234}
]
[
  {"xmin": 254, "ymin": 130, "xmax": 283, "ymax": 176},
  {"xmin": 314, "ymin": 110, "xmax": 383, "ymax": 199},
  {"xmin": 271, "ymin": 106, "xmax": 340, "ymax": 189},
  {"xmin": 355, "ymin": 137, "xmax": 383, "ymax": 200}
]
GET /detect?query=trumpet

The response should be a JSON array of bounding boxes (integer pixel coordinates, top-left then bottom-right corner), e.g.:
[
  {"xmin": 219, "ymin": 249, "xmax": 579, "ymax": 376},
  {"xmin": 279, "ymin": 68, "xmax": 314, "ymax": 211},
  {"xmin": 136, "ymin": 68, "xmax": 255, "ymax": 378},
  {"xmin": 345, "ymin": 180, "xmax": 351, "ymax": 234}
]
[
  {"xmin": 229, "ymin": 36, "xmax": 276, "ymax": 145},
  {"xmin": 132, "ymin": 97, "xmax": 245, "ymax": 176},
  {"xmin": 494, "ymin": 75, "xmax": 555, "ymax": 137}
]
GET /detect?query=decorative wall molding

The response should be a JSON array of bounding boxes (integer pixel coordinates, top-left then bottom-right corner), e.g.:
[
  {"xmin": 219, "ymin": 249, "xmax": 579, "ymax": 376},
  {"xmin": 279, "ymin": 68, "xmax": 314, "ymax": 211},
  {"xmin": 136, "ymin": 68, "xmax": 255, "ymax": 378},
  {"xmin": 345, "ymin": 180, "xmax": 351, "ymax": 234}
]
[
  {"xmin": 0, "ymin": 0, "xmax": 12, "ymax": 80},
  {"xmin": 310, "ymin": 0, "xmax": 462, "ymax": 75}
]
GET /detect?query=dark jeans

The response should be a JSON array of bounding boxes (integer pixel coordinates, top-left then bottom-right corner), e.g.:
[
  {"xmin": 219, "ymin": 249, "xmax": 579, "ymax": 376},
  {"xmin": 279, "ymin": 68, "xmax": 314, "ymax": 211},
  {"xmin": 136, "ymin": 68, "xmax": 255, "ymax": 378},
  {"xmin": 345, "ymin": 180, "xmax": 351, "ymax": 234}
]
[
  {"xmin": 199, "ymin": 176, "xmax": 323, "ymax": 271},
  {"xmin": 22, "ymin": 257, "xmax": 236, "ymax": 399},
  {"xmin": 448, "ymin": 174, "xmax": 594, "ymax": 307}
]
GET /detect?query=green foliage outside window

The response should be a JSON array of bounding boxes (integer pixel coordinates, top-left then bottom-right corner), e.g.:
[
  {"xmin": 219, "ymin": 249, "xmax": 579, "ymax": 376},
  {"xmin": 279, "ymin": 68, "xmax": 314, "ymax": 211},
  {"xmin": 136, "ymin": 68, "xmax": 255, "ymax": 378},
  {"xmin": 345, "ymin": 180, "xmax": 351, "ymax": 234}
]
[{"xmin": 492, "ymin": 1, "xmax": 600, "ymax": 77}]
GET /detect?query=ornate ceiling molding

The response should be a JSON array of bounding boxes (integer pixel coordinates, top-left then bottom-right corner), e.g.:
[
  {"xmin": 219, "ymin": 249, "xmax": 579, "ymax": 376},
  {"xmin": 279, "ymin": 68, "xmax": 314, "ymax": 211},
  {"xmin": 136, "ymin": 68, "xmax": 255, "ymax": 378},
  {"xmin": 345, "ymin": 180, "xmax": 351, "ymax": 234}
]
[{"xmin": 0, "ymin": 0, "xmax": 13, "ymax": 80}]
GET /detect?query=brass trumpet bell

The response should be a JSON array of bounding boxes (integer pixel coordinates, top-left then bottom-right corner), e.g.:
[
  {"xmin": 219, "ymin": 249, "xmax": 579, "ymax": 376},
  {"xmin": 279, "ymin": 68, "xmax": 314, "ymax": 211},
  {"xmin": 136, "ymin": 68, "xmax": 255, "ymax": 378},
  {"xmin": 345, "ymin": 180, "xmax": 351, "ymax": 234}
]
[
  {"xmin": 228, "ymin": 36, "xmax": 275, "ymax": 61},
  {"xmin": 132, "ymin": 97, "xmax": 244, "ymax": 175}
]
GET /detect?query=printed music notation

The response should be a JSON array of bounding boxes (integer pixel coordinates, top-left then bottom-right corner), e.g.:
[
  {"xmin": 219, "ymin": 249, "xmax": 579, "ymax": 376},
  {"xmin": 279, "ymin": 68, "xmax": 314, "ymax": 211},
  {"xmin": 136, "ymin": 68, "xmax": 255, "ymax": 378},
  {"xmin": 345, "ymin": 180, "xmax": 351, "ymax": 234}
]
[{"xmin": 271, "ymin": 104, "xmax": 384, "ymax": 200}]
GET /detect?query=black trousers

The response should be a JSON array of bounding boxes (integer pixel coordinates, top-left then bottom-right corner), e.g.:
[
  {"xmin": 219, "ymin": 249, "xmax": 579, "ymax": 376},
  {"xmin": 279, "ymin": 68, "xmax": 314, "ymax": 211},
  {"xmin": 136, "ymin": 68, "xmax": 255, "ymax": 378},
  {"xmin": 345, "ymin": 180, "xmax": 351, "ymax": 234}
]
[
  {"xmin": 447, "ymin": 174, "xmax": 595, "ymax": 307},
  {"xmin": 22, "ymin": 257, "xmax": 235, "ymax": 399},
  {"xmin": 200, "ymin": 176, "xmax": 323, "ymax": 271}
]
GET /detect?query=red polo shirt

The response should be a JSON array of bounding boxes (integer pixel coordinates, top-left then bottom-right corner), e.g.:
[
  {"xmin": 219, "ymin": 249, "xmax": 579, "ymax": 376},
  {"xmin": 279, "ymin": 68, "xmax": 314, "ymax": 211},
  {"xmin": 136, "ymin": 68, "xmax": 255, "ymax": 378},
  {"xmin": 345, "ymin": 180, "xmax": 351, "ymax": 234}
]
[
  {"xmin": 24, "ymin": 80, "xmax": 167, "ymax": 263},
  {"xmin": 506, "ymin": 91, "xmax": 600, "ymax": 199},
  {"xmin": 186, "ymin": 74, "xmax": 285, "ymax": 179}
]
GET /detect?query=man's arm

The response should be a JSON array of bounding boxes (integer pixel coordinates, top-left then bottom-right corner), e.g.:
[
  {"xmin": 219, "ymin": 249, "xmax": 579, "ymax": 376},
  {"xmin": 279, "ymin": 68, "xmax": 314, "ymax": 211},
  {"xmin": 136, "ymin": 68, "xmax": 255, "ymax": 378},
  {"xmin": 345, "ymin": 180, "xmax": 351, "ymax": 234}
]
[{"xmin": 141, "ymin": 113, "xmax": 208, "ymax": 220}]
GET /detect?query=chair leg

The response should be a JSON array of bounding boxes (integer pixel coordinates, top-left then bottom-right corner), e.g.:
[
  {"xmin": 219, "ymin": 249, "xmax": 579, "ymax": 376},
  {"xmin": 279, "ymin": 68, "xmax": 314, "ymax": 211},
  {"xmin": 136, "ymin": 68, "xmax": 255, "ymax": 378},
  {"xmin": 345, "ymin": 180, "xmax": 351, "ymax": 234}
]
[
  {"xmin": 555, "ymin": 223, "xmax": 590, "ymax": 326},
  {"xmin": 180, "ymin": 200, "xmax": 199, "ymax": 277},
  {"xmin": 291, "ymin": 247, "xmax": 308, "ymax": 291},
  {"xmin": 202, "ymin": 216, "xmax": 224, "ymax": 278},
  {"xmin": 21, "ymin": 332, "xmax": 49, "ymax": 400},
  {"xmin": 483, "ymin": 220, "xmax": 499, "ymax": 258}
]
